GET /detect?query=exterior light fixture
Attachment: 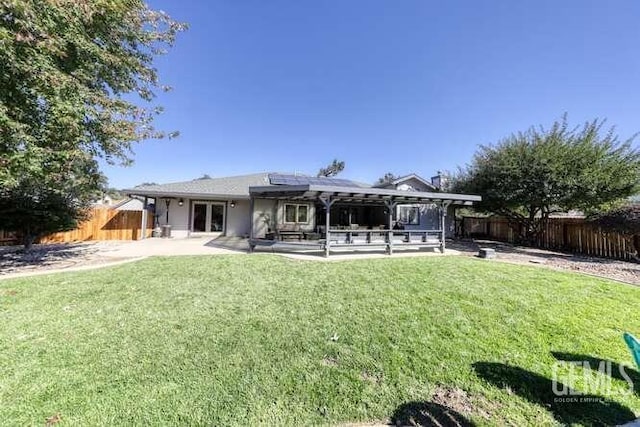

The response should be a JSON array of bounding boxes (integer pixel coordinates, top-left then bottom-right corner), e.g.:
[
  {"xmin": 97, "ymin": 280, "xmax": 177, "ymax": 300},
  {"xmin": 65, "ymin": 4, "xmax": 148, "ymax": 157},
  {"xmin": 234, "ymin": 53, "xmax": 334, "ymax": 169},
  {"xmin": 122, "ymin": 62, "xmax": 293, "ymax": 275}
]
[
  {"xmin": 178, "ymin": 198, "xmax": 184, "ymax": 207},
  {"xmin": 230, "ymin": 200, "xmax": 236, "ymax": 208}
]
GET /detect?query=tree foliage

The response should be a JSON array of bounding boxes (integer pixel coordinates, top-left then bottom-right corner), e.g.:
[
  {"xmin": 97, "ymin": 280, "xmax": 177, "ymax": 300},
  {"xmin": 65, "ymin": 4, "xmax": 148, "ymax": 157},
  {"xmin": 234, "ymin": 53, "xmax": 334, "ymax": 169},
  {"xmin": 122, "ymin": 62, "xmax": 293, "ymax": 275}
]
[
  {"xmin": 452, "ymin": 116, "xmax": 640, "ymax": 243},
  {"xmin": 317, "ymin": 159, "xmax": 345, "ymax": 177},
  {"xmin": 0, "ymin": 151, "xmax": 104, "ymax": 248},
  {"xmin": 0, "ymin": 1, "xmax": 185, "ymax": 247},
  {"xmin": 591, "ymin": 204, "xmax": 640, "ymax": 260},
  {"xmin": 376, "ymin": 172, "xmax": 397, "ymax": 185},
  {"xmin": 135, "ymin": 182, "xmax": 159, "ymax": 188}
]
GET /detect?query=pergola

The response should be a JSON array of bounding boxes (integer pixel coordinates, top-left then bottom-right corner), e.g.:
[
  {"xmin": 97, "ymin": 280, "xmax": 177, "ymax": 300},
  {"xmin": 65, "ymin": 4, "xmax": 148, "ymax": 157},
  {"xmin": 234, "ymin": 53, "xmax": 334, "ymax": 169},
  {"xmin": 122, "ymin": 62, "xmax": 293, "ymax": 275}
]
[{"xmin": 248, "ymin": 184, "xmax": 481, "ymax": 257}]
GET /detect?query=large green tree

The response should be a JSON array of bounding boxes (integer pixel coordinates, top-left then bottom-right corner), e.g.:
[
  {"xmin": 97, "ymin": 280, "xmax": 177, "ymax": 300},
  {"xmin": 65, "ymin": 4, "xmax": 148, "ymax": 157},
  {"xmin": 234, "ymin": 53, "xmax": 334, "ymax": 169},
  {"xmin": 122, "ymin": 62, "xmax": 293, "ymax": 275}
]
[
  {"xmin": 0, "ymin": 0, "xmax": 185, "ymax": 247},
  {"xmin": 0, "ymin": 152, "xmax": 105, "ymax": 248},
  {"xmin": 453, "ymin": 116, "xmax": 640, "ymax": 243}
]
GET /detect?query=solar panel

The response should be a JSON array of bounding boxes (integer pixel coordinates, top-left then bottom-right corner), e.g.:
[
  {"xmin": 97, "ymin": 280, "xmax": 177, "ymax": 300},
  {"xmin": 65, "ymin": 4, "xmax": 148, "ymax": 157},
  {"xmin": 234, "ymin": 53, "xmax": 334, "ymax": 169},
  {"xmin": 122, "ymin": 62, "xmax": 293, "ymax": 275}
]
[{"xmin": 269, "ymin": 174, "xmax": 362, "ymax": 188}]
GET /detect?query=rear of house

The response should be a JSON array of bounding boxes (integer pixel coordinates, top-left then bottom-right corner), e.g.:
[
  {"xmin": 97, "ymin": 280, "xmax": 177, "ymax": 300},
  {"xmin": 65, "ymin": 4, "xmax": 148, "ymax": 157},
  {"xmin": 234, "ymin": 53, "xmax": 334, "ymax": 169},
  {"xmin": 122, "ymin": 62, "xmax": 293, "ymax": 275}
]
[{"xmin": 125, "ymin": 172, "xmax": 477, "ymax": 242}]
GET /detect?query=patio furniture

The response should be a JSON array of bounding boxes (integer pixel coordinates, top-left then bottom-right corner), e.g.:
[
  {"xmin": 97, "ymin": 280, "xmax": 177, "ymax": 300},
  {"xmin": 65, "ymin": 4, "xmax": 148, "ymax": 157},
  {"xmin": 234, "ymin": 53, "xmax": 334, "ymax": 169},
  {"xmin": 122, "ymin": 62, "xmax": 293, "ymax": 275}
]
[
  {"xmin": 408, "ymin": 231, "xmax": 425, "ymax": 243},
  {"xmin": 279, "ymin": 231, "xmax": 304, "ymax": 241},
  {"xmin": 623, "ymin": 332, "xmax": 640, "ymax": 369},
  {"xmin": 479, "ymin": 247, "xmax": 496, "ymax": 259},
  {"xmin": 391, "ymin": 231, "xmax": 408, "ymax": 244},
  {"xmin": 276, "ymin": 224, "xmax": 304, "ymax": 241},
  {"xmin": 369, "ymin": 231, "xmax": 387, "ymax": 244}
]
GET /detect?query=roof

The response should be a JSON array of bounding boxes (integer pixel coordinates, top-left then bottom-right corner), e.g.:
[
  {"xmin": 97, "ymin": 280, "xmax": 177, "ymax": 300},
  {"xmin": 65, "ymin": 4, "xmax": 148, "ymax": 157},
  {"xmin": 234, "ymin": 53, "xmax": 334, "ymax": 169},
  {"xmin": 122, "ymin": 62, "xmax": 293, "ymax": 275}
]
[
  {"xmin": 124, "ymin": 171, "xmax": 472, "ymax": 203},
  {"xmin": 373, "ymin": 173, "xmax": 437, "ymax": 190},
  {"xmin": 125, "ymin": 172, "xmax": 273, "ymax": 199},
  {"xmin": 249, "ymin": 184, "xmax": 481, "ymax": 205},
  {"xmin": 124, "ymin": 172, "xmax": 368, "ymax": 199},
  {"xmin": 111, "ymin": 197, "xmax": 145, "ymax": 211}
]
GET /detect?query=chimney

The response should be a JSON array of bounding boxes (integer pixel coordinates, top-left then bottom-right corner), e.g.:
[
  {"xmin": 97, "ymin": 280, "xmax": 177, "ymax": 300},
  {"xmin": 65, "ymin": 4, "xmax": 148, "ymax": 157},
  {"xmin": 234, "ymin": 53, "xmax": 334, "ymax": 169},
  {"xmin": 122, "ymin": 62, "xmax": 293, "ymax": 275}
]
[{"xmin": 431, "ymin": 171, "xmax": 443, "ymax": 189}]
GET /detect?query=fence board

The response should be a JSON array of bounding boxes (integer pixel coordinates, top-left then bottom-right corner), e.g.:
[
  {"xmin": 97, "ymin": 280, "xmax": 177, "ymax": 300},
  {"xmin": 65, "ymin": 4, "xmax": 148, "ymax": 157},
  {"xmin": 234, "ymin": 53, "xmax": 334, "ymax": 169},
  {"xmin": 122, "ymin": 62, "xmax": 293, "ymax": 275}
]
[
  {"xmin": 461, "ymin": 216, "xmax": 633, "ymax": 261},
  {"xmin": 0, "ymin": 230, "xmax": 18, "ymax": 246},
  {"xmin": 38, "ymin": 208, "xmax": 153, "ymax": 243}
]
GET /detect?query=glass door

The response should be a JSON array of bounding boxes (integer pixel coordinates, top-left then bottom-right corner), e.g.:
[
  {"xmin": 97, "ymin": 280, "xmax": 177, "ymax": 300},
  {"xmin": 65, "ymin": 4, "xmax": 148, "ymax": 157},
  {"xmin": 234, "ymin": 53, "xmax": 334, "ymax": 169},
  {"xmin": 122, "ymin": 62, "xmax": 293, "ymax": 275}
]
[
  {"xmin": 210, "ymin": 204, "xmax": 224, "ymax": 232},
  {"xmin": 193, "ymin": 203, "xmax": 207, "ymax": 232},
  {"xmin": 192, "ymin": 202, "xmax": 226, "ymax": 233}
]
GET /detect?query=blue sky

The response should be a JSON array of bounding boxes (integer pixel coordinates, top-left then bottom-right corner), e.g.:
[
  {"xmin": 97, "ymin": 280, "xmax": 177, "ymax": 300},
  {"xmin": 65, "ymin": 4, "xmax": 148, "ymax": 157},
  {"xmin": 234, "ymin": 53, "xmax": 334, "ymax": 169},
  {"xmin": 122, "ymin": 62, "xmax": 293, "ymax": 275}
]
[{"xmin": 104, "ymin": 0, "xmax": 640, "ymax": 189}]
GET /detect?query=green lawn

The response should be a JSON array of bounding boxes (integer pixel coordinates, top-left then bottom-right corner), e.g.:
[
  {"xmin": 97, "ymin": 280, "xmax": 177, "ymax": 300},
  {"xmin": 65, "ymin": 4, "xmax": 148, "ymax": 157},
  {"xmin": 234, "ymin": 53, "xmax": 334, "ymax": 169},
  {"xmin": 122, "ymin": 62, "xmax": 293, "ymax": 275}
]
[{"xmin": 1, "ymin": 255, "xmax": 639, "ymax": 426}]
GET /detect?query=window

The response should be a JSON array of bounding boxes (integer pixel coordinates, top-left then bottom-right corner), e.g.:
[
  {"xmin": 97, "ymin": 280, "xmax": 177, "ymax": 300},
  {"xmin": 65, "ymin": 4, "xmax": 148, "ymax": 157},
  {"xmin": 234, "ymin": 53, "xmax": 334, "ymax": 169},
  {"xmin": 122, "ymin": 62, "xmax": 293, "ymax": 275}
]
[
  {"xmin": 398, "ymin": 206, "xmax": 420, "ymax": 225},
  {"xmin": 284, "ymin": 204, "xmax": 309, "ymax": 223},
  {"xmin": 297, "ymin": 205, "xmax": 308, "ymax": 223}
]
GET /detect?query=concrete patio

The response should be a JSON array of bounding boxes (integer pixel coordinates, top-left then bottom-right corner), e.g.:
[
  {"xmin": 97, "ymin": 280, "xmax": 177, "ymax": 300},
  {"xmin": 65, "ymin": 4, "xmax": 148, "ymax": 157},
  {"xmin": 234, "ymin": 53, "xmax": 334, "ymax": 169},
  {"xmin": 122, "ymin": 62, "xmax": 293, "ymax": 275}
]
[{"xmin": 107, "ymin": 236, "xmax": 455, "ymax": 261}]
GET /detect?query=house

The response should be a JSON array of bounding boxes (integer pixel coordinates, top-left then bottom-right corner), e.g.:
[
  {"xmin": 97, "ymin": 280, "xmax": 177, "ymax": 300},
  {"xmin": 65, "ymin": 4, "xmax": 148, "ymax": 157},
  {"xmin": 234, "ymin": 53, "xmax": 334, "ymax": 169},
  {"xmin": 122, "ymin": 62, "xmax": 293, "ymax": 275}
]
[
  {"xmin": 111, "ymin": 197, "xmax": 146, "ymax": 211},
  {"xmin": 125, "ymin": 172, "xmax": 480, "ymax": 256},
  {"xmin": 92, "ymin": 194, "xmax": 116, "ymax": 206},
  {"xmin": 373, "ymin": 173, "xmax": 444, "ymax": 231}
]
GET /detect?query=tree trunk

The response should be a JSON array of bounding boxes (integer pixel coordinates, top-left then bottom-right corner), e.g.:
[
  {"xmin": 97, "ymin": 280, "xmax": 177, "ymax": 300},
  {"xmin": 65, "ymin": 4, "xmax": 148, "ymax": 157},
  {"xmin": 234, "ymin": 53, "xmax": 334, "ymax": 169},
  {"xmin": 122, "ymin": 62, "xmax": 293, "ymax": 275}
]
[{"xmin": 22, "ymin": 234, "xmax": 36, "ymax": 252}]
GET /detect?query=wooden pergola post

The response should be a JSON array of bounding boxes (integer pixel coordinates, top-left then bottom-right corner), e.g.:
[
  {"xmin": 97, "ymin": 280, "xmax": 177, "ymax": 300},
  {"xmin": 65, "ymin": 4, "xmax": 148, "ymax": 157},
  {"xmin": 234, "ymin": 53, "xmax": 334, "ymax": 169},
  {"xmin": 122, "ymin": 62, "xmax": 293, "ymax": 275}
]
[
  {"xmin": 319, "ymin": 197, "xmax": 335, "ymax": 257},
  {"xmin": 140, "ymin": 196, "xmax": 148, "ymax": 240},
  {"xmin": 440, "ymin": 201, "xmax": 451, "ymax": 253},
  {"xmin": 384, "ymin": 199, "xmax": 397, "ymax": 255}
]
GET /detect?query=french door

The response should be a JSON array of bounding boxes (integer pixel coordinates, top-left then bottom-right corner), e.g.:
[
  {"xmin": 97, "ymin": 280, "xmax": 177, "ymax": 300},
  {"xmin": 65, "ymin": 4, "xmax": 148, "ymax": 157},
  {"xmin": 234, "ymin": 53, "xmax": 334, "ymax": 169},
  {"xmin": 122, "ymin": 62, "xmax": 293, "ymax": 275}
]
[{"xmin": 192, "ymin": 202, "xmax": 225, "ymax": 233}]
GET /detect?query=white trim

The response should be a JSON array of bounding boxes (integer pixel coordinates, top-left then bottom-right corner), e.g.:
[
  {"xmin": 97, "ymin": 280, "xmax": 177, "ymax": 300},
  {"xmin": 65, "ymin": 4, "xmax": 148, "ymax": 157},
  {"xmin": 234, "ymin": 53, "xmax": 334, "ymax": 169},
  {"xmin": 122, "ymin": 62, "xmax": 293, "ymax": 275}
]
[
  {"xmin": 191, "ymin": 201, "xmax": 227, "ymax": 234},
  {"xmin": 284, "ymin": 203, "xmax": 310, "ymax": 224},
  {"xmin": 397, "ymin": 205, "xmax": 421, "ymax": 225},
  {"xmin": 391, "ymin": 174, "xmax": 437, "ymax": 190}
]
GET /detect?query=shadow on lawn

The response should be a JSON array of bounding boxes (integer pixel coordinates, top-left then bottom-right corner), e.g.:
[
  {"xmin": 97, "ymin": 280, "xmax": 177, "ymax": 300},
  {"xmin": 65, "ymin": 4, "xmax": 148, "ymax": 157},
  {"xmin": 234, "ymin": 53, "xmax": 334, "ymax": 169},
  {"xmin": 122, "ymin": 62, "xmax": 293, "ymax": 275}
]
[
  {"xmin": 0, "ymin": 242, "xmax": 98, "ymax": 271},
  {"xmin": 552, "ymin": 351, "xmax": 640, "ymax": 396},
  {"xmin": 390, "ymin": 401, "xmax": 475, "ymax": 427},
  {"xmin": 472, "ymin": 362, "xmax": 636, "ymax": 426}
]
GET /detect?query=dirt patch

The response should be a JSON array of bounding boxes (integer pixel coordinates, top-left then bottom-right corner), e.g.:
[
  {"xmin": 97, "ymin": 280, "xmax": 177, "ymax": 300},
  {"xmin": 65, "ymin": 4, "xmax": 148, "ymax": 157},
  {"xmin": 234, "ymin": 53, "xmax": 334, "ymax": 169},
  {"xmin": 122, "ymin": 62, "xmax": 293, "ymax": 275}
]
[
  {"xmin": 430, "ymin": 386, "xmax": 475, "ymax": 416},
  {"xmin": 0, "ymin": 242, "xmax": 133, "ymax": 277},
  {"xmin": 322, "ymin": 356, "xmax": 339, "ymax": 367},
  {"xmin": 361, "ymin": 370, "xmax": 383, "ymax": 385},
  {"xmin": 450, "ymin": 240, "xmax": 640, "ymax": 285},
  {"xmin": 45, "ymin": 413, "xmax": 62, "ymax": 426},
  {"xmin": 431, "ymin": 385, "xmax": 498, "ymax": 421}
]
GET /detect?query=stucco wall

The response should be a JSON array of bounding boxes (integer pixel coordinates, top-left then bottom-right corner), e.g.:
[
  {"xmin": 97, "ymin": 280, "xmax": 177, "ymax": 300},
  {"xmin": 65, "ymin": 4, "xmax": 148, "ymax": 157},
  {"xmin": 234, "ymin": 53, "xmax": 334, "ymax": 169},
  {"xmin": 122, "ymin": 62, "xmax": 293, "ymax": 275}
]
[
  {"xmin": 398, "ymin": 204, "xmax": 439, "ymax": 231},
  {"xmin": 395, "ymin": 204, "xmax": 455, "ymax": 237},
  {"xmin": 275, "ymin": 200, "xmax": 316, "ymax": 231},
  {"xmin": 155, "ymin": 198, "xmax": 191, "ymax": 238},
  {"xmin": 252, "ymin": 198, "xmax": 277, "ymax": 238},
  {"xmin": 153, "ymin": 197, "xmax": 253, "ymax": 238},
  {"xmin": 226, "ymin": 199, "xmax": 251, "ymax": 237},
  {"xmin": 250, "ymin": 199, "xmax": 317, "ymax": 237}
]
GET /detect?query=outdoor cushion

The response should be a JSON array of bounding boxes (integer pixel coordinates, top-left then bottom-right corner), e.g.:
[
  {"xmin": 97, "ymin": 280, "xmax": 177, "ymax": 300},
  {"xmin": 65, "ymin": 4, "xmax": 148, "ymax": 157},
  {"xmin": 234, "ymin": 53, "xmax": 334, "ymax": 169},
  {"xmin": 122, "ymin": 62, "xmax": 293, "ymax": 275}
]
[{"xmin": 623, "ymin": 332, "xmax": 640, "ymax": 369}]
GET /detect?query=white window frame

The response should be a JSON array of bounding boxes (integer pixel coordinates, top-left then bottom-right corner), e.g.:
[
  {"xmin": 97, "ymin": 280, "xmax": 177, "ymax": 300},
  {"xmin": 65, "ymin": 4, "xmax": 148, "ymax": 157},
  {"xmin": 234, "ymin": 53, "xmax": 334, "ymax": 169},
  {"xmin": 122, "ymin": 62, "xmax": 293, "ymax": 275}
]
[
  {"xmin": 284, "ymin": 203, "xmax": 310, "ymax": 224},
  {"xmin": 397, "ymin": 205, "xmax": 420, "ymax": 225},
  {"xmin": 191, "ymin": 201, "xmax": 226, "ymax": 233}
]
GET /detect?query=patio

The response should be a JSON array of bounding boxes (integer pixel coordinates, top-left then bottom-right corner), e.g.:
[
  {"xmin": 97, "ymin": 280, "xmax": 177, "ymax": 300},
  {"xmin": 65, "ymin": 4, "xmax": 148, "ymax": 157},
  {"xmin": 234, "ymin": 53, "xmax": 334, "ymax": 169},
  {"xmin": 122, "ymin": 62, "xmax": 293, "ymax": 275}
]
[{"xmin": 248, "ymin": 183, "xmax": 481, "ymax": 257}]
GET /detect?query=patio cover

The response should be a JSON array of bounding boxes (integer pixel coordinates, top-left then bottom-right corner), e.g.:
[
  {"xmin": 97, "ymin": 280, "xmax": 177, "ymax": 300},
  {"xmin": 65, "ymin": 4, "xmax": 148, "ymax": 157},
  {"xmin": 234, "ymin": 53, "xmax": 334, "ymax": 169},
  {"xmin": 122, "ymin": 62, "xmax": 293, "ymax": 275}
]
[
  {"xmin": 248, "ymin": 184, "xmax": 481, "ymax": 257},
  {"xmin": 248, "ymin": 184, "xmax": 481, "ymax": 205}
]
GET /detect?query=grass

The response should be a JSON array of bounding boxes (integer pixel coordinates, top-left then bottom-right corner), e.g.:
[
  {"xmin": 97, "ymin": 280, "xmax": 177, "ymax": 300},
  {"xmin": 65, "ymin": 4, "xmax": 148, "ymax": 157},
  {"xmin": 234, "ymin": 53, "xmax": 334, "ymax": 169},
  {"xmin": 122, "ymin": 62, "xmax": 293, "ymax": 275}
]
[{"xmin": 1, "ymin": 255, "xmax": 639, "ymax": 426}]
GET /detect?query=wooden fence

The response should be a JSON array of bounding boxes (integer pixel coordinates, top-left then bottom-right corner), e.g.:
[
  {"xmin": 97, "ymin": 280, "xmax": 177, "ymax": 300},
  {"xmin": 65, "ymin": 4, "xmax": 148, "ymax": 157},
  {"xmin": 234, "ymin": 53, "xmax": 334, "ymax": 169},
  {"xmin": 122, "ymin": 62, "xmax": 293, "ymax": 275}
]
[
  {"xmin": 36, "ymin": 208, "xmax": 153, "ymax": 244},
  {"xmin": 0, "ymin": 230, "xmax": 18, "ymax": 246},
  {"xmin": 460, "ymin": 216, "xmax": 635, "ymax": 261}
]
